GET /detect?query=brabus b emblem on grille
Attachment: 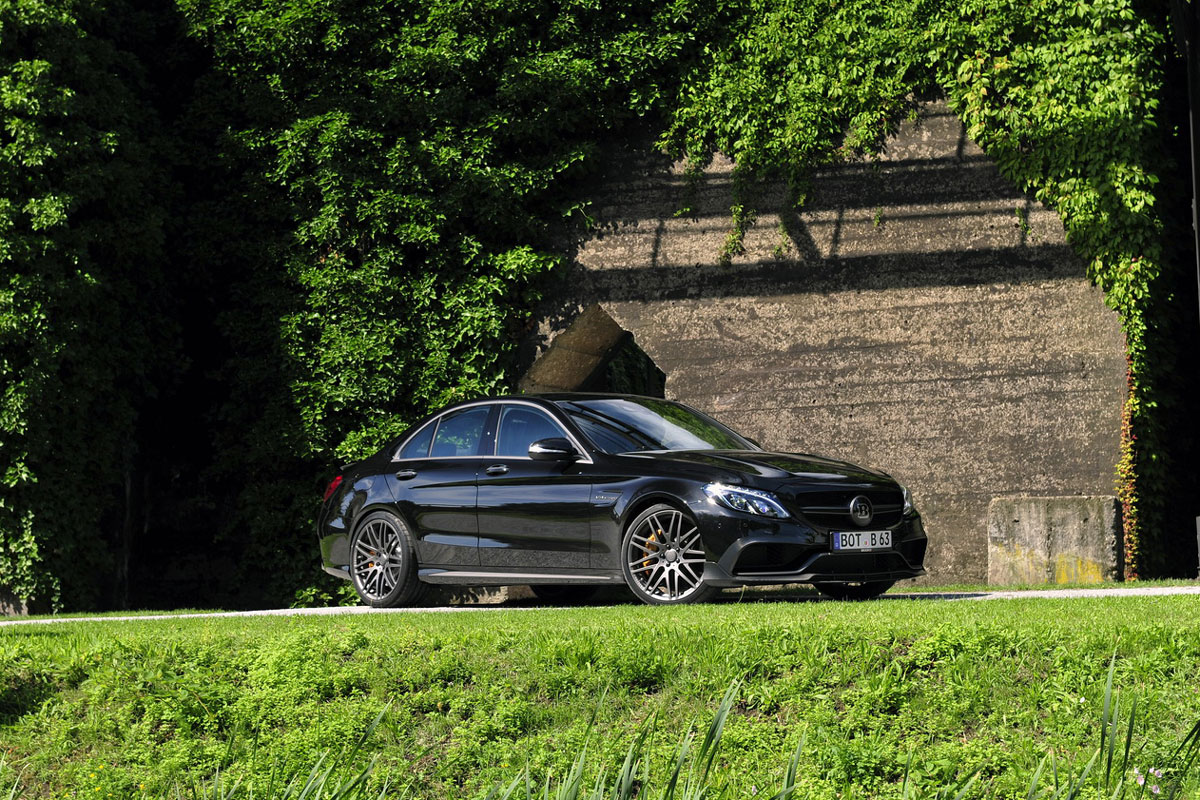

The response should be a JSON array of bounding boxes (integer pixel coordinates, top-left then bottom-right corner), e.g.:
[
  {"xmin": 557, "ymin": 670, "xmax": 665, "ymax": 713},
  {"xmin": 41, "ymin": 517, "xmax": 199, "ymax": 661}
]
[{"xmin": 849, "ymin": 495, "xmax": 873, "ymax": 527}]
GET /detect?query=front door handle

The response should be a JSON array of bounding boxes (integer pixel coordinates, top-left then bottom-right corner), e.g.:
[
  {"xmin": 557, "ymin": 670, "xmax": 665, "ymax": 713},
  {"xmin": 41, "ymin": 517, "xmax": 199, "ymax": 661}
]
[
  {"xmin": 395, "ymin": 469, "xmax": 417, "ymax": 480},
  {"xmin": 485, "ymin": 464, "xmax": 509, "ymax": 476}
]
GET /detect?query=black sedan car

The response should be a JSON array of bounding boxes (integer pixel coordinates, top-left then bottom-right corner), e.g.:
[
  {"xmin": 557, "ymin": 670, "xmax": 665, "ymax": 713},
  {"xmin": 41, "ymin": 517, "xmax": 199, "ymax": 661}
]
[{"xmin": 318, "ymin": 394, "xmax": 926, "ymax": 606}]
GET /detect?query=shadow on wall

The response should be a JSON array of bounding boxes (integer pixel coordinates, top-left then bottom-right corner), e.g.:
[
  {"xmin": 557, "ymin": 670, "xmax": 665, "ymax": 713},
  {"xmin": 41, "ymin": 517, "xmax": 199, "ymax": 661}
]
[{"xmin": 574, "ymin": 154, "xmax": 1076, "ymax": 303}]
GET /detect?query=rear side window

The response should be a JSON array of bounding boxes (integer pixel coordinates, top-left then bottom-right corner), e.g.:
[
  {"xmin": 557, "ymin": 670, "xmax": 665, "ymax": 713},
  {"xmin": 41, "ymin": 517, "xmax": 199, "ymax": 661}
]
[
  {"xmin": 398, "ymin": 421, "xmax": 436, "ymax": 459},
  {"xmin": 430, "ymin": 406, "xmax": 490, "ymax": 457}
]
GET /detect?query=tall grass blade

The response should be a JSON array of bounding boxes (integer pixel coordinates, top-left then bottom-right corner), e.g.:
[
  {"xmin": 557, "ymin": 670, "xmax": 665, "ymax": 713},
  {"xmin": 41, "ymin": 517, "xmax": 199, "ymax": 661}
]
[
  {"xmin": 1026, "ymin": 754, "xmax": 1048, "ymax": 800},
  {"xmin": 555, "ymin": 743, "xmax": 588, "ymax": 800},
  {"xmin": 765, "ymin": 731, "xmax": 805, "ymax": 800},
  {"xmin": 0, "ymin": 759, "xmax": 19, "ymax": 800},
  {"xmin": 613, "ymin": 725, "xmax": 649, "ymax": 800},
  {"xmin": 1111, "ymin": 694, "xmax": 1139, "ymax": 800},
  {"xmin": 1164, "ymin": 716, "xmax": 1200, "ymax": 800},
  {"xmin": 1105, "ymin": 691, "xmax": 1121, "ymax": 789},
  {"xmin": 350, "ymin": 703, "xmax": 390, "ymax": 760},
  {"xmin": 490, "ymin": 768, "xmax": 524, "ymax": 800},
  {"xmin": 1051, "ymin": 749, "xmax": 1097, "ymax": 800},
  {"xmin": 697, "ymin": 681, "xmax": 739, "ymax": 782},
  {"xmin": 948, "ymin": 773, "xmax": 979, "ymax": 800},
  {"xmin": 658, "ymin": 727, "xmax": 694, "ymax": 800},
  {"xmin": 1102, "ymin": 651, "xmax": 1117, "ymax": 779}
]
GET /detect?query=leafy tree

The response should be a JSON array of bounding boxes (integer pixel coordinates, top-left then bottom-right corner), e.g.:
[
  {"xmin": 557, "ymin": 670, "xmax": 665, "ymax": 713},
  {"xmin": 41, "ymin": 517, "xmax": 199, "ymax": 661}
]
[{"xmin": 0, "ymin": 0, "xmax": 180, "ymax": 609}]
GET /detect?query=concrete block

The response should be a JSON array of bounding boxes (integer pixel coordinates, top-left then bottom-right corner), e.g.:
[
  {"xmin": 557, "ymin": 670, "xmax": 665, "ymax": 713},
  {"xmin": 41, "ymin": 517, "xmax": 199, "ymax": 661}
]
[{"xmin": 987, "ymin": 496, "xmax": 1121, "ymax": 585}]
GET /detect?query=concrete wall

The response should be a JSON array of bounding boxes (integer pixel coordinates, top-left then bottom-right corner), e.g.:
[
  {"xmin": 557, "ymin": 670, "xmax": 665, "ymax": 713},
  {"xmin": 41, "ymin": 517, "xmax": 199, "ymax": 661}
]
[{"xmin": 524, "ymin": 101, "xmax": 1127, "ymax": 583}]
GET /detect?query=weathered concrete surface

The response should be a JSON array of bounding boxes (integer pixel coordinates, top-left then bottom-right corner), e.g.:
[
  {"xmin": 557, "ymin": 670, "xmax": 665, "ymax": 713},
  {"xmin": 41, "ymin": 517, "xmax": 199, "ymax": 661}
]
[
  {"xmin": 987, "ymin": 496, "xmax": 1122, "ymax": 584},
  {"xmin": 525, "ymin": 101, "xmax": 1127, "ymax": 583}
]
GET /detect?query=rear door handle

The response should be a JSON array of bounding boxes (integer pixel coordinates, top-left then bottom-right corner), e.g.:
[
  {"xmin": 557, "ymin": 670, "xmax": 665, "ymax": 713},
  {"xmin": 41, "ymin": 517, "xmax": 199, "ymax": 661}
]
[
  {"xmin": 485, "ymin": 464, "xmax": 509, "ymax": 476},
  {"xmin": 395, "ymin": 469, "xmax": 417, "ymax": 480}
]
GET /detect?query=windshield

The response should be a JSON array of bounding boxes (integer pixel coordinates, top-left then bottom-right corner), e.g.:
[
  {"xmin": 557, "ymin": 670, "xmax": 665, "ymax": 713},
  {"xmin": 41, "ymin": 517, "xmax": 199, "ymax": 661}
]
[{"xmin": 557, "ymin": 397, "xmax": 756, "ymax": 454}]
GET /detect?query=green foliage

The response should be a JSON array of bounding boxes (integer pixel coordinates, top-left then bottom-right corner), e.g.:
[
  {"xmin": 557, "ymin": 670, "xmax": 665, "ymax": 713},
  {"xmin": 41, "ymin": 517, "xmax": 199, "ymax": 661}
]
[
  {"xmin": 3, "ymin": 599, "xmax": 1200, "ymax": 798},
  {"xmin": 179, "ymin": 0, "xmax": 719, "ymax": 464},
  {"xmin": 0, "ymin": 0, "xmax": 179, "ymax": 609},
  {"xmin": 0, "ymin": 0, "xmax": 1190, "ymax": 610}
]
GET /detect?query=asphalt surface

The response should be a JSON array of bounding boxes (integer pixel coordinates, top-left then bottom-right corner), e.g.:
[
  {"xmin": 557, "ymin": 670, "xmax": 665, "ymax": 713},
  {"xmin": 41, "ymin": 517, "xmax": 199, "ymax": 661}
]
[{"xmin": 1, "ymin": 584, "xmax": 1197, "ymax": 627}]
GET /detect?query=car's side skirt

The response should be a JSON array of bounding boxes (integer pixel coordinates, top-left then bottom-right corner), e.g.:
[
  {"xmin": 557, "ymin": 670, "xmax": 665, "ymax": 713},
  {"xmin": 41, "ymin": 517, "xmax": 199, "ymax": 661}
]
[{"xmin": 419, "ymin": 568, "xmax": 623, "ymax": 586}]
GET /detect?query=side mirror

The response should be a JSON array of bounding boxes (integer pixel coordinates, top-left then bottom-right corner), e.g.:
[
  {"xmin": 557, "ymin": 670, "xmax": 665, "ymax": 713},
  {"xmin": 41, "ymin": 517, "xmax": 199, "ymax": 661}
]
[{"xmin": 529, "ymin": 437, "xmax": 580, "ymax": 461}]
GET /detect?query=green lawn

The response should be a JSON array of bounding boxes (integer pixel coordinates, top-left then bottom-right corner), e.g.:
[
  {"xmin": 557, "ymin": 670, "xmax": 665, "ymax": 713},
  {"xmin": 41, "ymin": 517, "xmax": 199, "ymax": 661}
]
[{"xmin": 2, "ymin": 597, "xmax": 1199, "ymax": 798}]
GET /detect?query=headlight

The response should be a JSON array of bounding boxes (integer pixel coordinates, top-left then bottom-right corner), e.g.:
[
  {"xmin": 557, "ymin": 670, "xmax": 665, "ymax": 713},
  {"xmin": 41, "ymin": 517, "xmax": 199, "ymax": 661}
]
[
  {"xmin": 703, "ymin": 484, "xmax": 789, "ymax": 518},
  {"xmin": 901, "ymin": 485, "xmax": 914, "ymax": 515}
]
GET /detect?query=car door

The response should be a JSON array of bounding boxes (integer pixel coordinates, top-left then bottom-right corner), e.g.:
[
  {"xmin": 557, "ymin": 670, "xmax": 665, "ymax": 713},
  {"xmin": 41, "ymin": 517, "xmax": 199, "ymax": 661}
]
[
  {"xmin": 386, "ymin": 404, "xmax": 494, "ymax": 567},
  {"xmin": 475, "ymin": 403, "xmax": 593, "ymax": 569}
]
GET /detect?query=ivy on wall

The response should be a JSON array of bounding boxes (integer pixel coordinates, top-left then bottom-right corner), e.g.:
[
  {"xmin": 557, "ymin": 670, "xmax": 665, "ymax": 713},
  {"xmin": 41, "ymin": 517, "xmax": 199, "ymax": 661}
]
[{"xmin": 0, "ymin": 0, "xmax": 1191, "ymax": 610}]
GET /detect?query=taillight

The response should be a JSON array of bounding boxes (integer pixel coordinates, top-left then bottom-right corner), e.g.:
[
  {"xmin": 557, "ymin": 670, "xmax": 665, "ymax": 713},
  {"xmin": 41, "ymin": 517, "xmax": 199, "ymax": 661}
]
[{"xmin": 322, "ymin": 475, "xmax": 344, "ymax": 501}]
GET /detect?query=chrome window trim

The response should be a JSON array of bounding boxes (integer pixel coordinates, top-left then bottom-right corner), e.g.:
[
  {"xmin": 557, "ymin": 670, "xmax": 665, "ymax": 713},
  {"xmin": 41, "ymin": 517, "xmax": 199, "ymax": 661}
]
[{"xmin": 392, "ymin": 399, "xmax": 593, "ymax": 464}]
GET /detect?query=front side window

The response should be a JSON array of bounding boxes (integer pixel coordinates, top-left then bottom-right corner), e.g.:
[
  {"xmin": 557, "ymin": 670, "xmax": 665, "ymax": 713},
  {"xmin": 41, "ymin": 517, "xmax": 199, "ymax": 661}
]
[
  {"xmin": 495, "ymin": 405, "xmax": 569, "ymax": 457},
  {"xmin": 430, "ymin": 406, "xmax": 490, "ymax": 457}
]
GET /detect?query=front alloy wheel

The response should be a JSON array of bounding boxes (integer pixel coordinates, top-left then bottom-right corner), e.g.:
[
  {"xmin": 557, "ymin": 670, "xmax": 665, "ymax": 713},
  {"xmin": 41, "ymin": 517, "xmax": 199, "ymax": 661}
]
[
  {"xmin": 622, "ymin": 503, "xmax": 715, "ymax": 605},
  {"xmin": 349, "ymin": 510, "xmax": 424, "ymax": 607}
]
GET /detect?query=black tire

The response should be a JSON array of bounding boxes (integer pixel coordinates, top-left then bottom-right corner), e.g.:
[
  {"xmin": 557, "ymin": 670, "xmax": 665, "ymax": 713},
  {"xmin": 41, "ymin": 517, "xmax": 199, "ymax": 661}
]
[
  {"xmin": 349, "ymin": 510, "xmax": 425, "ymax": 608},
  {"xmin": 621, "ymin": 503, "xmax": 716, "ymax": 605},
  {"xmin": 529, "ymin": 585, "xmax": 600, "ymax": 605},
  {"xmin": 813, "ymin": 580, "xmax": 894, "ymax": 601}
]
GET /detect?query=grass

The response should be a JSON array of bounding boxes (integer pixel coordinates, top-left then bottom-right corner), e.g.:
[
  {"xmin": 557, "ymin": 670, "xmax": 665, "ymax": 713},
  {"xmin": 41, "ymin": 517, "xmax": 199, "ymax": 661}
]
[{"xmin": 2, "ymin": 597, "xmax": 1200, "ymax": 798}]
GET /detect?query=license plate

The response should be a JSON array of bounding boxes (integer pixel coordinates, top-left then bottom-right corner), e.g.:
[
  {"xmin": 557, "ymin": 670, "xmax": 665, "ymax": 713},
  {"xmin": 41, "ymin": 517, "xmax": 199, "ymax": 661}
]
[{"xmin": 831, "ymin": 530, "xmax": 892, "ymax": 551}]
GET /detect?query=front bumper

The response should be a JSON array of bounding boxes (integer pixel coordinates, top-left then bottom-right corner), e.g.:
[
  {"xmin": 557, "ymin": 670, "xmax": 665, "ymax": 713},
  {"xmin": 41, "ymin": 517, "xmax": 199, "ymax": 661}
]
[{"xmin": 695, "ymin": 504, "xmax": 927, "ymax": 587}]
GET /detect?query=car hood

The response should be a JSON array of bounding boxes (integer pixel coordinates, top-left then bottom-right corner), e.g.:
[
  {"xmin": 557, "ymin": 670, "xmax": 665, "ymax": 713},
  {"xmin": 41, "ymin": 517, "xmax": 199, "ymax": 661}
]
[{"xmin": 623, "ymin": 449, "xmax": 894, "ymax": 485}]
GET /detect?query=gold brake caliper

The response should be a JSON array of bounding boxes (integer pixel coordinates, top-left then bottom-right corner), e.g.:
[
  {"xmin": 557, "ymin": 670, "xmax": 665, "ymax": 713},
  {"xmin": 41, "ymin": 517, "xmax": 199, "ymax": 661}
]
[{"xmin": 641, "ymin": 531, "xmax": 661, "ymax": 573}]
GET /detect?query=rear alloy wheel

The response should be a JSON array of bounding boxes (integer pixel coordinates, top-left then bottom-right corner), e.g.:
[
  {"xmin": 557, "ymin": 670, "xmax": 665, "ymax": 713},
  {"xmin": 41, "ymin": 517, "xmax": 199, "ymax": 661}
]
[
  {"xmin": 529, "ymin": 585, "xmax": 600, "ymax": 605},
  {"xmin": 814, "ymin": 580, "xmax": 894, "ymax": 601},
  {"xmin": 349, "ymin": 510, "xmax": 424, "ymax": 607},
  {"xmin": 622, "ymin": 503, "xmax": 715, "ymax": 605}
]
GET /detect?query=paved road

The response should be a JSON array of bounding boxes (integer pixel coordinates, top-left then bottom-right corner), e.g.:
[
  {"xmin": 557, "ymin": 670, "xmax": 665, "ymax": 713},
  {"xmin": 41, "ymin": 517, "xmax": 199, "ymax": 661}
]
[{"xmin": 1, "ymin": 584, "xmax": 1196, "ymax": 627}]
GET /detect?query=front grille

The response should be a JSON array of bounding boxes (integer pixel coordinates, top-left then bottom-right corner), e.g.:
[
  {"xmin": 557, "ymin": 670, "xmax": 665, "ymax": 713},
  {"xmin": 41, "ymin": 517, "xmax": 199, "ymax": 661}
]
[{"xmin": 786, "ymin": 487, "xmax": 904, "ymax": 530}]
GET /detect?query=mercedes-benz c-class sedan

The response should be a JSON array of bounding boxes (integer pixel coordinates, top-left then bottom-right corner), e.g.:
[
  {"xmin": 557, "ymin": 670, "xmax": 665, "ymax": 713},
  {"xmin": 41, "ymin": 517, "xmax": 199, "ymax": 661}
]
[{"xmin": 317, "ymin": 394, "xmax": 927, "ymax": 605}]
